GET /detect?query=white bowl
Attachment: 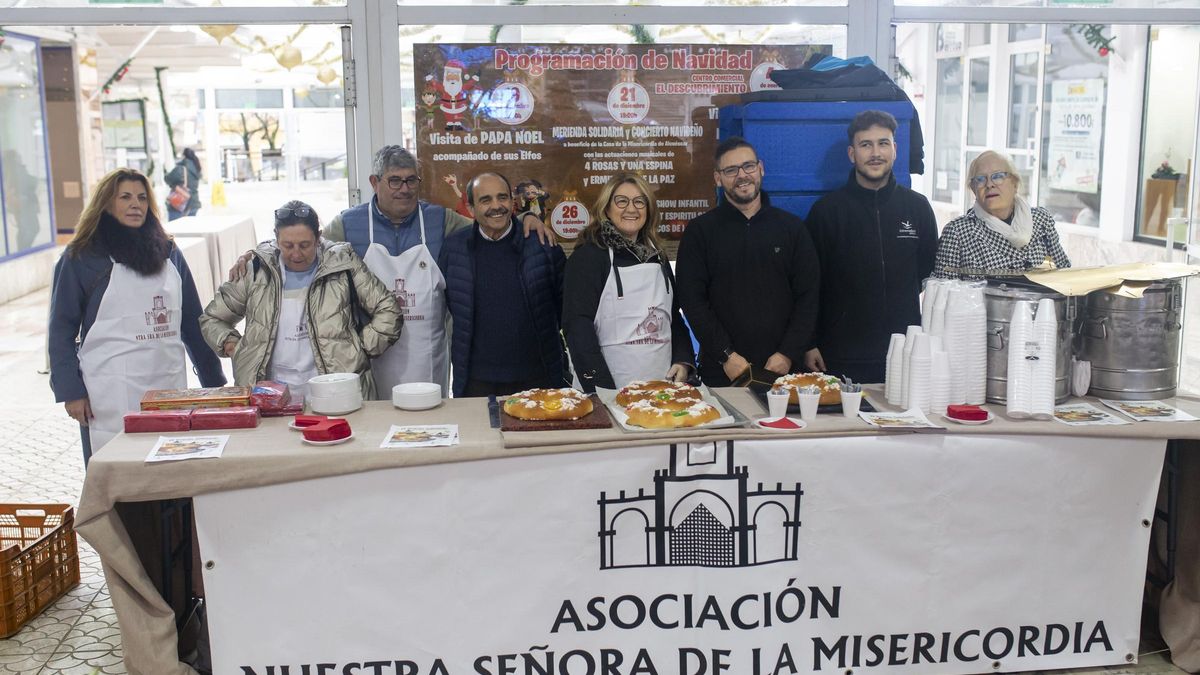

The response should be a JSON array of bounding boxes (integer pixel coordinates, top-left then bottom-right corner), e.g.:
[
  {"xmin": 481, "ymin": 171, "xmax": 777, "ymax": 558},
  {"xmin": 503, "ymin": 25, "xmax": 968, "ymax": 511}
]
[
  {"xmin": 393, "ymin": 382, "xmax": 443, "ymax": 411},
  {"xmin": 308, "ymin": 372, "xmax": 360, "ymax": 399},
  {"xmin": 308, "ymin": 389, "xmax": 363, "ymax": 416}
]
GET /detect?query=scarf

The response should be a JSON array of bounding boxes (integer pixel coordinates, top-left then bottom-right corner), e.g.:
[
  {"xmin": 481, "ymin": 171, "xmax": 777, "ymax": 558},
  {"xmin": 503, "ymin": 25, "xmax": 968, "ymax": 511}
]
[
  {"xmin": 598, "ymin": 219, "xmax": 657, "ymax": 263},
  {"xmin": 972, "ymin": 194, "xmax": 1033, "ymax": 249},
  {"xmin": 97, "ymin": 210, "xmax": 172, "ymax": 276}
]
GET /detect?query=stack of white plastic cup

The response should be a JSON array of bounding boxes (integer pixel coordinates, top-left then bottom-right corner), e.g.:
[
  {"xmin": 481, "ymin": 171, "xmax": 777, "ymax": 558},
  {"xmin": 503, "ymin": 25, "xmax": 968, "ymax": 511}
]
[
  {"xmin": 1031, "ymin": 298, "xmax": 1058, "ymax": 420},
  {"xmin": 907, "ymin": 333, "xmax": 932, "ymax": 412},
  {"xmin": 885, "ymin": 333, "xmax": 905, "ymax": 405},
  {"xmin": 900, "ymin": 325, "xmax": 922, "ymax": 408},
  {"xmin": 1006, "ymin": 300, "xmax": 1034, "ymax": 419}
]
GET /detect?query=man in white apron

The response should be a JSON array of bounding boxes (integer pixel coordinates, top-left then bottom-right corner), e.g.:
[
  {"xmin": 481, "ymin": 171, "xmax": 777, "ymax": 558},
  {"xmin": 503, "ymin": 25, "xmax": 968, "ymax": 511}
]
[{"xmin": 79, "ymin": 260, "xmax": 187, "ymax": 452}]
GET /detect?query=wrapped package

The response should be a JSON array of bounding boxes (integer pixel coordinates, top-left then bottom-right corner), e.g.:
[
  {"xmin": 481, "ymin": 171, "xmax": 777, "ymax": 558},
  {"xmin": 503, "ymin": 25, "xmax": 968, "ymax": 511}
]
[
  {"xmin": 124, "ymin": 409, "xmax": 192, "ymax": 433},
  {"xmin": 189, "ymin": 405, "xmax": 261, "ymax": 430},
  {"xmin": 250, "ymin": 381, "xmax": 292, "ymax": 411},
  {"xmin": 261, "ymin": 400, "xmax": 305, "ymax": 418},
  {"xmin": 141, "ymin": 386, "xmax": 252, "ymax": 411}
]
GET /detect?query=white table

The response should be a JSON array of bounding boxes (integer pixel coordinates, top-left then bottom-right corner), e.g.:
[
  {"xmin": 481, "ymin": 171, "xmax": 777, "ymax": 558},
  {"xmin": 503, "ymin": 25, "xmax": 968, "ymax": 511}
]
[
  {"xmin": 173, "ymin": 236, "xmax": 214, "ymax": 308},
  {"xmin": 164, "ymin": 215, "xmax": 258, "ymax": 298}
]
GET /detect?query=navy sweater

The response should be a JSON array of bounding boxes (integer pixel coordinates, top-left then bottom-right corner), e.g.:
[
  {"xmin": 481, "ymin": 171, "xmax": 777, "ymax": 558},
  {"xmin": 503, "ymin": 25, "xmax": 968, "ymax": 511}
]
[
  {"xmin": 439, "ymin": 219, "xmax": 570, "ymax": 397},
  {"xmin": 48, "ymin": 242, "xmax": 226, "ymax": 402},
  {"xmin": 469, "ymin": 228, "xmax": 542, "ymax": 382}
]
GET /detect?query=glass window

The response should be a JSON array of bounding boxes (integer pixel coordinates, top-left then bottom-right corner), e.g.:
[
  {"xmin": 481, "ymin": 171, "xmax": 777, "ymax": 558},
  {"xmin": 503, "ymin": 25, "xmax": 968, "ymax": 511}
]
[
  {"xmin": 1039, "ymin": 24, "xmax": 1108, "ymax": 228},
  {"xmin": 967, "ymin": 24, "xmax": 991, "ymax": 48},
  {"xmin": 967, "ymin": 57, "xmax": 989, "ymax": 146},
  {"xmin": 1008, "ymin": 52, "xmax": 1038, "ymax": 150},
  {"xmin": 937, "ymin": 24, "xmax": 964, "ymax": 54},
  {"xmin": 1008, "ymin": 24, "xmax": 1042, "ymax": 43},
  {"xmin": 294, "ymin": 88, "xmax": 344, "ymax": 108},
  {"xmin": 215, "ymin": 88, "xmax": 284, "ymax": 109},
  {"xmin": 0, "ymin": 32, "xmax": 54, "ymax": 257},
  {"xmin": 933, "ymin": 57, "xmax": 963, "ymax": 204},
  {"xmin": 1137, "ymin": 26, "xmax": 1199, "ymax": 241}
]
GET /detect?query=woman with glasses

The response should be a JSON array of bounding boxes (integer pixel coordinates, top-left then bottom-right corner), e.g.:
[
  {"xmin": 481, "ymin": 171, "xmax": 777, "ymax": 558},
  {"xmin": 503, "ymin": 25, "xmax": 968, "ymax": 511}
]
[
  {"xmin": 49, "ymin": 168, "xmax": 226, "ymax": 464},
  {"xmin": 562, "ymin": 172, "xmax": 695, "ymax": 392},
  {"xmin": 933, "ymin": 150, "xmax": 1071, "ymax": 279},
  {"xmin": 200, "ymin": 200, "xmax": 401, "ymax": 399}
]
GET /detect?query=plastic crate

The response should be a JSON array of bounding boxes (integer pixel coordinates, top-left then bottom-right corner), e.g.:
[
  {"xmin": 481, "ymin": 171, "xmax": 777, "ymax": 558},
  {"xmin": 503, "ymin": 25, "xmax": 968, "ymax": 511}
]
[
  {"xmin": 718, "ymin": 99, "xmax": 915, "ymax": 220},
  {"xmin": 0, "ymin": 504, "xmax": 80, "ymax": 638}
]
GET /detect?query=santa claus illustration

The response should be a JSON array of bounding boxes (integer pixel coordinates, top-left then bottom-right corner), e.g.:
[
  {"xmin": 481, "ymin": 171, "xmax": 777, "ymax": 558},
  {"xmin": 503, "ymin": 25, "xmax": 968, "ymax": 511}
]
[{"xmin": 425, "ymin": 59, "xmax": 479, "ymax": 131}]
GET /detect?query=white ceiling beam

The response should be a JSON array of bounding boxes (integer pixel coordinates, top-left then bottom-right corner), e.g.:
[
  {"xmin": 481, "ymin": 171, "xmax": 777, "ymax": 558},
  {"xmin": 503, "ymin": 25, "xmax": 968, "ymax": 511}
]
[
  {"xmin": 0, "ymin": 5, "xmax": 348, "ymax": 26},
  {"xmin": 893, "ymin": 5, "xmax": 1200, "ymax": 24}
]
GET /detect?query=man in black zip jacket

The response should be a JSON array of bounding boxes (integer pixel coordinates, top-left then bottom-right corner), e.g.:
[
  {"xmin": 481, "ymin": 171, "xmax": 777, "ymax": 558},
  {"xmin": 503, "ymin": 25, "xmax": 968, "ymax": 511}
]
[
  {"xmin": 677, "ymin": 137, "xmax": 821, "ymax": 386},
  {"xmin": 803, "ymin": 110, "xmax": 938, "ymax": 384}
]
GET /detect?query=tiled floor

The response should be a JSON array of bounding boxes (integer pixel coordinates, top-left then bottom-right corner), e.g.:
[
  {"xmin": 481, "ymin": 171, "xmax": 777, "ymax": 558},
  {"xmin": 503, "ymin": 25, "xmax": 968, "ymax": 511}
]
[{"xmin": 0, "ymin": 287, "xmax": 1191, "ymax": 675}]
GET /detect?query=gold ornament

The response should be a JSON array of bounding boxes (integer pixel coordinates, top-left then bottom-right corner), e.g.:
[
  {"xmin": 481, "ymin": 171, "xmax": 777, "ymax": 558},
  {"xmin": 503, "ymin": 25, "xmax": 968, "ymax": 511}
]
[
  {"xmin": 200, "ymin": 25, "xmax": 238, "ymax": 43},
  {"xmin": 275, "ymin": 45, "xmax": 302, "ymax": 70},
  {"xmin": 295, "ymin": 86, "xmax": 310, "ymax": 100},
  {"xmin": 316, "ymin": 66, "xmax": 338, "ymax": 85}
]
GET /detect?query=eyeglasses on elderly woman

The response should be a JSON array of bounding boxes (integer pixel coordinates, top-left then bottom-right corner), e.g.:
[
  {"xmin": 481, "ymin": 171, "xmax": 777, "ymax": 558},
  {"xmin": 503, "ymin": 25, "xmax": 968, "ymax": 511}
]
[
  {"xmin": 969, "ymin": 171, "xmax": 1010, "ymax": 189},
  {"xmin": 611, "ymin": 195, "xmax": 649, "ymax": 210}
]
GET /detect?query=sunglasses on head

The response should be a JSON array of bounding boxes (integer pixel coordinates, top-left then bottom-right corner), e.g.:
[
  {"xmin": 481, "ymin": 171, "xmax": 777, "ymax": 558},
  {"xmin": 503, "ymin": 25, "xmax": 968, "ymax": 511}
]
[{"xmin": 275, "ymin": 206, "xmax": 313, "ymax": 220}]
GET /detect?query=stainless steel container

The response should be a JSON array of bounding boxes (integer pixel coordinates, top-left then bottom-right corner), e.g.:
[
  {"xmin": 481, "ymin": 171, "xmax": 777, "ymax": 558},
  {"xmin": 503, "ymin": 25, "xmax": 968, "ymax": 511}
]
[
  {"xmin": 984, "ymin": 280, "xmax": 1074, "ymax": 404},
  {"xmin": 1076, "ymin": 279, "xmax": 1182, "ymax": 400}
]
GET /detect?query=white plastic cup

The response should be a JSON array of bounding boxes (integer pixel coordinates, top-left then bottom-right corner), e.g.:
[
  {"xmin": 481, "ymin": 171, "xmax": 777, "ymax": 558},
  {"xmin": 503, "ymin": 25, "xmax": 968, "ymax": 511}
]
[
  {"xmin": 767, "ymin": 389, "xmax": 790, "ymax": 420},
  {"xmin": 840, "ymin": 390, "xmax": 863, "ymax": 418},
  {"xmin": 797, "ymin": 390, "xmax": 821, "ymax": 422}
]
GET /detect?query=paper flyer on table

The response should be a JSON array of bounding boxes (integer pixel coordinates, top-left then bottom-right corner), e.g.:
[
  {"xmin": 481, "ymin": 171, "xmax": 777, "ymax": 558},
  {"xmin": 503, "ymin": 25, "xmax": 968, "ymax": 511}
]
[
  {"xmin": 146, "ymin": 435, "xmax": 228, "ymax": 463},
  {"xmin": 381, "ymin": 425, "xmax": 459, "ymax": 449},
  {"xmin": 1053, "ymin": 403, "xmax": 1131, "ymax": 426},
  {"xmin": 595, "ymin": 385, "xmax": 738, "ymax": 431},
  {"xmin": 1100, "ymin": 399, "xmax": 1199, "ymax": 423},
  {"xmin": 858, "ymin": 408, "xmax": 943, "ymax": 430}
]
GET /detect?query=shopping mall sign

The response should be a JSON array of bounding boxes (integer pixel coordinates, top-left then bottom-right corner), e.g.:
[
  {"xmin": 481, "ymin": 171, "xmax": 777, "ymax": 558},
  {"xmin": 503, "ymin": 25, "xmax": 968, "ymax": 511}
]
[{"xmin": 412, "ymin": 43, "xmax": 828, "ymax": 242}]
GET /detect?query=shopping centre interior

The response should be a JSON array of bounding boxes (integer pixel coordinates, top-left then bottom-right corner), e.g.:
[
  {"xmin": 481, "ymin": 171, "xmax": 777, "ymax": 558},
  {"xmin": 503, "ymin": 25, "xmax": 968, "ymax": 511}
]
[{"xmin": 4, "ymin": 0, "xmax": 1200, "ymax": 673}]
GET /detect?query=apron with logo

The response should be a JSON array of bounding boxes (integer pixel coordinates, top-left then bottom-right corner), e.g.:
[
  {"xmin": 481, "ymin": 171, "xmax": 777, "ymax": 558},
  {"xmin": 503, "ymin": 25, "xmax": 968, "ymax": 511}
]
[
  {"xmin": 363, "ymin": 204, "xmax": 449, "ymax": 397},
  {"xmin": 268, "ymin": 257, "xmax": 320, "ymax": 400},
  {"xmin": 78, "ymin": 259, "xmax": 187, "ymax": 453},
  {"xmin": 594, "ymin": 248, "xmax": 673, "ymax": 388}
]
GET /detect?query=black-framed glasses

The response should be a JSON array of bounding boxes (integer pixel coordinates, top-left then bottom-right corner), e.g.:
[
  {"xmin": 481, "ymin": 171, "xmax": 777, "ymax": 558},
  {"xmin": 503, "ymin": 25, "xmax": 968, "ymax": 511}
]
[
  {"xmin": 718, "ymin": 160, "xmax": 760, "ymax": 178},
  {"xmin": 275, "ymin": 206, "xmax": 313, "ymax": 220},
  {"xmin": 612, "ymin": 195, "xmax": 648, "ymax": 210},
  {"xmin": 970, "ymin": 171, "xmax": 1010, "ymax": 189},
  {"xmin": 384, "ymin": 175, "xmax": 422, "ymax": 190}
]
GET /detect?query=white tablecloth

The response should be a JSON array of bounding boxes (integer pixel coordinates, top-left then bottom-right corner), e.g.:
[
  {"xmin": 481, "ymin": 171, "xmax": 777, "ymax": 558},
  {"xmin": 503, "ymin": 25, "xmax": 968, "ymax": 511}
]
[
  {"xmin": 173, "ymin": 236, "xmax": 213, "ymax": 308},
  {"xmin": 165, "ymin": 215, "xmax": 258, "ymax": 298}
]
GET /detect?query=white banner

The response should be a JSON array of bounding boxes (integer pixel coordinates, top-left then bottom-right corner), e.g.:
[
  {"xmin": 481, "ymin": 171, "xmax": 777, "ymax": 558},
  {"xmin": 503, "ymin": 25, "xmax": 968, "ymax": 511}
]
[
  {"xmin": 1047, "ymin": 78, "xmax": 1105, "ymax": 194},
  {"xmin": 195, "ymin": 434, "xmax": 1163, "ymax": 675}
]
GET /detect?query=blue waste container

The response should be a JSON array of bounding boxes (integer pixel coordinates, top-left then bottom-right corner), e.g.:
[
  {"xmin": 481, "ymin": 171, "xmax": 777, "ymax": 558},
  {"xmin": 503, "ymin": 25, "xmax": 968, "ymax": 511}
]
[{"xmin": 718, "ymin": 100, "xmax": 915, "ymax": 220}]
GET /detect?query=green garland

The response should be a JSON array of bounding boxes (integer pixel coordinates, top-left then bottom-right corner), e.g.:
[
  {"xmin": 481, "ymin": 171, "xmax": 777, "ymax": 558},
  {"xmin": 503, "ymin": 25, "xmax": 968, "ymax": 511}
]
[
  {"xmin": 155, "ymin": 66, "xmax": 177, "ymax": 159},
  {"xmin": 1070, "ymin": 24, "xmax": 1116, "ymax": 57},
  {"xmin": 101, "ymin": 58, "xmax": 133, "ymax": 95}
]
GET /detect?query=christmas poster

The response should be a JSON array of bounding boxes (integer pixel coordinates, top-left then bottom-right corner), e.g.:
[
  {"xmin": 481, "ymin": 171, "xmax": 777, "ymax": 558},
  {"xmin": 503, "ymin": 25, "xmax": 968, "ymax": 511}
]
[{"xmin": 413, "ymin": 43, "xmax": 830, "ymax": 246}]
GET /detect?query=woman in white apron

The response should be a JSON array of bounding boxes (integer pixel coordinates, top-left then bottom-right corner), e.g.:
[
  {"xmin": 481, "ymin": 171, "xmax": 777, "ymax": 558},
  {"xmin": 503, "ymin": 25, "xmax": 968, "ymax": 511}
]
[
  {"xmin": 48, "ymin": 169, "xmax": 226, "ymax": 464},
  {"xmin": 363, "ymin": 202, "xmax": 450, "ymax": 397},
  {"xmin": 199, "ymin": 201, "xmax": 401, "ymax": 401},
  {"xmin": 562, "ymin": 173, "xmax": 696, "ymax": 392}
]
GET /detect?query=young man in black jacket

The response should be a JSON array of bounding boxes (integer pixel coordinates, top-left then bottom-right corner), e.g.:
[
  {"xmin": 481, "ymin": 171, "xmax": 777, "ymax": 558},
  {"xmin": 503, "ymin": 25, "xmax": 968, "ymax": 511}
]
[
  {"xmin": 803, "ymin": 110, "xmax": 938, "ymax": 384},
  {"xmin": 676, "ymin": 137, "xmax": 821, "ymax": 386}
]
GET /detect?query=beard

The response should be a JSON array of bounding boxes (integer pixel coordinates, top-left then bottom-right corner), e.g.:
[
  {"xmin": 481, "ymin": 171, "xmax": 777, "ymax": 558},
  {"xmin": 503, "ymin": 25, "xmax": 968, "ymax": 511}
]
[
  {"xmin": 855, "ymin": 163, "xmax": 892, "ymax": 186},
  {"xmin": 444, "ymin": 78, "xmax": 462, "ymax": 97},
  {"xmin": 725, "ymin": 179, "xmax": 761, "ymax": 206},
  {"xmin": 98, "ymin": 211, "xmax": 172, "ymax": 276}
]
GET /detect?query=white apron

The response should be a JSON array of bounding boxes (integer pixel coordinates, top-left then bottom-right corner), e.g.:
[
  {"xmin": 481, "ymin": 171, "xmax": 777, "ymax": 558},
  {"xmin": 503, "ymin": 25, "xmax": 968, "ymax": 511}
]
[
  {"xmin": 267, "ymin": 259, "xmax": 319, "ymax": 400},
  {"xmin": 363, "ymin": 204, "xmax": 449, "ymax": 397},
  {"xmin": 594, "ymin": 248, "xmax": 673, "ymax": 388},
  {"xmin": 78, "ymin": 259, "xmax": 187, "ymax": 453}
]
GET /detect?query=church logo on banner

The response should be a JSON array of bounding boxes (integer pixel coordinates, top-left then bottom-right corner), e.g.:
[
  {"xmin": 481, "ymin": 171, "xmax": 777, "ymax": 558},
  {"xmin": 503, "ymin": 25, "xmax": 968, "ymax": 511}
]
[
  {"xmin": 598, "ymin": 441, "xmax": 803, "ymax": 569},
  {"xmin": 144, "ymin": 295, "xmax": 171, "ymax": 326}
]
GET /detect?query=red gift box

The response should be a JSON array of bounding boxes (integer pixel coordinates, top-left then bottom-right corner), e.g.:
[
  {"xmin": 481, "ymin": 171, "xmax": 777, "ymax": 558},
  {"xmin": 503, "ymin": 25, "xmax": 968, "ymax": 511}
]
[
  {"xmin": 301, "ymin": 418, "xmax": 351, "ymax": 442},
  {"xmin": 250, "ymin": 381, "xmax": 292, "ymax": 411},
  {"xmin": 261, "ymin": 400, "xmax": 305, "ymax": 418},
  {"xmin": 124, "ymin": 409, "xmax": 192, "ymax": 433},
  {"xmin": 189, "ymin": 406, "xmax": 261, "ymax": 430}
]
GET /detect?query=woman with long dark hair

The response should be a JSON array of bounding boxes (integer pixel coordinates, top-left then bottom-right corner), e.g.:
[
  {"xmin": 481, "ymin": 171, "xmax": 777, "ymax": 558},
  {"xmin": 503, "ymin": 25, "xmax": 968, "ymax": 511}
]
[
  {"xmin": 561, "ymin": 172, "xmax": 695, "ymax": 392},
  {"xmin": 48, "ymin": 168, "xmax": 225, "ymax": 464},
  {"xmin": 165, "ymin": 147, "xmax": 203, "ymax": 220}
]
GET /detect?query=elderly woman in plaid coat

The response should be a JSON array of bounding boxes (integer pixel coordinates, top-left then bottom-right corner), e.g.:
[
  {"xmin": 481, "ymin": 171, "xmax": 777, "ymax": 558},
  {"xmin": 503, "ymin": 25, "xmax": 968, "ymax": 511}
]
[{"xmin": 933, "ymin": 150, "xmax": 1071, "ymax": 279}]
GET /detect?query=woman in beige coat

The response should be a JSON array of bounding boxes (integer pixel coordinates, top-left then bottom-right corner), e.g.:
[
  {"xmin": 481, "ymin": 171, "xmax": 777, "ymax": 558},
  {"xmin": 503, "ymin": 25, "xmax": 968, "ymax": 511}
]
[{"xmin": 200, "ymin": 200, "xmax": 401, "ymax": 399}]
